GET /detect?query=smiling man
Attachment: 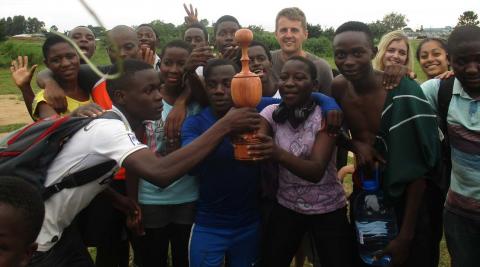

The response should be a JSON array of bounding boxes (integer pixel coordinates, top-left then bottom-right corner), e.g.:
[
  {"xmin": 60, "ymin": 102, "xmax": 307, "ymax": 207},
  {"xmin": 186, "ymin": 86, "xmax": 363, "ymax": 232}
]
[
  {"xmin": 271, "ymin": 7, "xmax": 333, "ymax": 95},
  {"xmin": 68, "ymin": 26, "xmax": 96, "ymax": 63}
]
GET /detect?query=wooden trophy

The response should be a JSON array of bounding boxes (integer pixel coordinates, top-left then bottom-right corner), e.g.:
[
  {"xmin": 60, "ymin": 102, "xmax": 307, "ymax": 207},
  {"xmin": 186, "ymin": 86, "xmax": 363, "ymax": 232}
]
[{"xmin": 231, "ymin": 29, "xmax": 262, "ymax": 160}]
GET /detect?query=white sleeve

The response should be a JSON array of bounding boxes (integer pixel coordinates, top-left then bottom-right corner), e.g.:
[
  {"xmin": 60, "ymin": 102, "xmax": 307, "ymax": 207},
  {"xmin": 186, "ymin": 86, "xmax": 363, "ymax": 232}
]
[
  {"xmin": 89, "ymin": 119, "xmax": 148, "ymax": 166},
  {"xmin": 420, "ymin": 79, "xmax": 441, "ymax": 114}
]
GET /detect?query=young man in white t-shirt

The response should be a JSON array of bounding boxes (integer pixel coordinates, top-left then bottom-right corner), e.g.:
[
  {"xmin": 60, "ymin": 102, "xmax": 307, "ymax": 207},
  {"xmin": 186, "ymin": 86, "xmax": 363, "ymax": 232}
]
[{"xmin": 29, "ymin": 59, "xmax": 261, "ymax": 267}]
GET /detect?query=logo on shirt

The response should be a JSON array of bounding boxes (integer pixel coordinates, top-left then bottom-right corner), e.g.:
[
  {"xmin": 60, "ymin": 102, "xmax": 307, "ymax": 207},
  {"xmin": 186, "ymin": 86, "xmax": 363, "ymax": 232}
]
[{"xmin": 128, "ymin": 133, "xmax": 141, "ymax": 146}]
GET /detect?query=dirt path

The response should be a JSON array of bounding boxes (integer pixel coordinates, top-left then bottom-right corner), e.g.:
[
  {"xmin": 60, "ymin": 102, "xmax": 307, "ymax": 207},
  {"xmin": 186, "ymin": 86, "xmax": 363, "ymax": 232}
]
[
  {"xmin": 0, "ymin": 94, "xmax": 33, "ymax": 138},
  {"xmin": 0, "ymin": 94, "xmax": 33, "ymax": 126}
]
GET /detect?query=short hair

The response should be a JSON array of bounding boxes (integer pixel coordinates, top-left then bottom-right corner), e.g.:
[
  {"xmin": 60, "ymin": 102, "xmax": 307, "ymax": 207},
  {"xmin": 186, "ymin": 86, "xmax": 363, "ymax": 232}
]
[
  {"xmin": 335, "ymin": 21, "xmax": 374, "ymax": 47},
  {"xmin": 275, "ymin": 7, "xmax": 307, "ymax": 31},
  {"xmin": 106, "ymin": 59, "xmax": 155, "ymax": 100},
  {"xmin": 42, "ymin": 35, "xmax": 73, "ymax": 59},
  {"xmin": 203, "ymin": 58, "xmax": 240, "ymax": 79},
  {"xmin": 67, "ymin": 26, "xmax": 95, "ymax": 38},
  {"xmin": 285, "ymin": 56, "xmax": 317, "ymax": 82},
  {"xmin": 136, "ymin": 23, "xmax": 159, "ymax": 39},
  {"xmin": 233, "ymin": 40, "xmax": 272, "ymax": 68},
  {"xmin": 416, "ymin": 38, "xmax": 448, "ymax": 61},
  {"xmin": 184, "ymin": 22, "xmax": 209, "ymax": 43},
  {"xmin": 373, "ymin": 30, "xmax": 413, "ymax": 71},
  {"xmin": 0, "ymin": 176, "xmax": 45, "ymax": 244},
  {"xmin": 214, "ymin": 15, "xmax": 241, "ymax": 36},
  {"xmin": 160, "ymin": 39, "xmax": 193, "ymax": 59},
  {"xmin": 447, "ymin": 25, "xmax": 480, "ymax": 56}
]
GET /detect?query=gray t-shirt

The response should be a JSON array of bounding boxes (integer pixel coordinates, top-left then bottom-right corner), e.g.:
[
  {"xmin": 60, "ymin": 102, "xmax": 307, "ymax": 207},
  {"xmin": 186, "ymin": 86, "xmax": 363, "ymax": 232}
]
[{"xmin": 271, "ymin": 49, "xmax": 333, "ymax": 95}]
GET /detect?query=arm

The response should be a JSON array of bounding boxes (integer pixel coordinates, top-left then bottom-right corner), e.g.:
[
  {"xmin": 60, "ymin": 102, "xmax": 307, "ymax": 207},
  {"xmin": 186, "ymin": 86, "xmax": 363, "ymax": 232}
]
[
  {"xmin": 123, "ymin": 107, "xmax": 261, "ymax": 188},
  {"xmin": 164, "ymin": 86, "xmax": 189, "ymax": 152},
  {"xmin": 36, "ymin": 69, "xmax": 68, "ymax": 113},
  {"xmin": 273, "ymin": 127, "xmax": 336, "ymax": 183},
  {"xmin": 10, "ymin": 56, "xmax": 37, "ymax": 118},
  {"xmin": 312, "ymin": 93, "xmax": 343, "ymax": 136},
  {"xmin": 36, "ymin": 102, "xmax": 60, "ymax": 119},
  {"xmin": 252, "ymin": 115, "xmax": 336, "ymax": 183},
  {"xmin": 378, "ymin": 179, "xmax": 426, "ymax": 265}
]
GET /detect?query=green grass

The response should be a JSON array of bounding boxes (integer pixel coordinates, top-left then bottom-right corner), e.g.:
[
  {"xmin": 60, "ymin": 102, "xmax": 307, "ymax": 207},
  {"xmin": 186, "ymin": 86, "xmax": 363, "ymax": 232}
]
[{"xmin": 0, "ymin": 123, "xmax": 26, "ymax": 133}]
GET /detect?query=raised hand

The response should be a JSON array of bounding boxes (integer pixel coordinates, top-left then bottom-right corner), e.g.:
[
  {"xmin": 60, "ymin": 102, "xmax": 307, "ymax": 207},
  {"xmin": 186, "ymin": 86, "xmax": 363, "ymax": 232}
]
[
  {"xmin": 138, "ymin": 47, "xmax": 156, "ymax": 66},
  {"xmin": 185, "ymin": 46, "xmax": 214, "ymax": 72},
  {"xmin": 10, "ymin": 56, "xmax": 37, "ymax": 89},
  {"xmin": 183, "ymin": 3, "xmax": 199, "ymax": 25}
]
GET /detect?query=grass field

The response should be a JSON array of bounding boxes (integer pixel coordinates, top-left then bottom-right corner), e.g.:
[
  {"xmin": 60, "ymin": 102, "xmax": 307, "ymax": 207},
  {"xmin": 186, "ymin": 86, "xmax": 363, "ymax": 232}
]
[{"xmin": 0, "ymin": 38, "xmax": 451, "ymax": 266}]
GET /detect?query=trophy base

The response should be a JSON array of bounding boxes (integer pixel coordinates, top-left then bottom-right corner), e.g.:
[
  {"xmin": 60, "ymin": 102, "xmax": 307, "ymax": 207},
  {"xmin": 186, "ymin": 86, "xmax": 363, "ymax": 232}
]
[{"xmin": 232, "ymin": 135, "xmax": 261, "ymax": 161}]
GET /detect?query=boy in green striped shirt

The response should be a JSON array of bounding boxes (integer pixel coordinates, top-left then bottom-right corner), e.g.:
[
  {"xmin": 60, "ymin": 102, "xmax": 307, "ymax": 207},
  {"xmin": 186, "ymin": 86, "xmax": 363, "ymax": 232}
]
[{"xmin": 331, "ymin": 21, "xmax": 440, "ymax": 267}]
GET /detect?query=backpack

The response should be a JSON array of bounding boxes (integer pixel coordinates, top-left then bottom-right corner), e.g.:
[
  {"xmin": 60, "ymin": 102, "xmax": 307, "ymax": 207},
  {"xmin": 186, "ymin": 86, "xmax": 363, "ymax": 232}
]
[
  {"xmin": 0, "ymin": 112, "xmax": 121, "ymax": 200},
  {"xmin": 436, "ymin": 76, "xmax": 454, "ymax": 194}
]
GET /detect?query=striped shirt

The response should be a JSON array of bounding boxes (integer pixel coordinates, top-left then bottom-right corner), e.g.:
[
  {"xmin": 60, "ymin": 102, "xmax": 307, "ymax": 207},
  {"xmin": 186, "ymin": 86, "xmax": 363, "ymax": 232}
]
[
  {"xmin": 377, "ymin": 77, "xmax": 440, "ymax": 201},
  {"xmin": 422, "ymin": 78, "xmax": 480, "ymax": 220}
]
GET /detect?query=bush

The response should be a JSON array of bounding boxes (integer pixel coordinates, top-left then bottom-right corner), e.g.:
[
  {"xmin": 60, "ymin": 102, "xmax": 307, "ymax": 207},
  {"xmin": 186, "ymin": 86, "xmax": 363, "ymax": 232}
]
[
  {"xmin": 0, "ymin": 39, "xmax": 43, "ymax": 67},
  {"xmin": 303, "ymin": 36, "xmax": 333, "ymax": 58}
]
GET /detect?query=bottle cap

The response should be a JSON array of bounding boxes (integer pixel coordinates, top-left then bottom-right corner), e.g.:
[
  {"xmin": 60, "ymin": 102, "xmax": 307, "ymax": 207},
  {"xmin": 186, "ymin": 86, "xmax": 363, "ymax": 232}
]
[{"xmin": 361, "ymin": 179, "xmax": 379, "ymax": 192}]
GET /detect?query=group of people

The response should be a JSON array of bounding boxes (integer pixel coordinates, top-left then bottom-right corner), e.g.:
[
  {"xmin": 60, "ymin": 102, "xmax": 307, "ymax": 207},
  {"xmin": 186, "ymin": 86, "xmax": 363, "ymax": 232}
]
[{"xmin": 1, "ymin": 4, "xmax": 479, "ymax": 267}]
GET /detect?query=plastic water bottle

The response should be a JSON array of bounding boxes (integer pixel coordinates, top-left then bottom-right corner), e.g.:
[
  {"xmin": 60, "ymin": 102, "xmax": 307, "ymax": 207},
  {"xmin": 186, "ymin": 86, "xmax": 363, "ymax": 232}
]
[{"xmin": 353, "ymin": 169, "xmax": 398, "ymax": 266}]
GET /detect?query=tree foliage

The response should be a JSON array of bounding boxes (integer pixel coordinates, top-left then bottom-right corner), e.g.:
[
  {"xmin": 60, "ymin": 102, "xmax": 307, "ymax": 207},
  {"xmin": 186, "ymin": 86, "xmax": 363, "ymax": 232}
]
[
  {"xmin": 368, "ymin": 12, "xmax": 408, "ymax": 43},
  {"xmin": 457, "ymin": 11, "xmax": 479, "ymax": 27}
]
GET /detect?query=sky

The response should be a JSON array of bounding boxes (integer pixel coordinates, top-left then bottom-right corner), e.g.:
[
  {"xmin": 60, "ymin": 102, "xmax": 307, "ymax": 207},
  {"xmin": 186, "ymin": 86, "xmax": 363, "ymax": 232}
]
[{"xmin": 1, "ymin": 0, "xmax": 479, "ymax": 32}]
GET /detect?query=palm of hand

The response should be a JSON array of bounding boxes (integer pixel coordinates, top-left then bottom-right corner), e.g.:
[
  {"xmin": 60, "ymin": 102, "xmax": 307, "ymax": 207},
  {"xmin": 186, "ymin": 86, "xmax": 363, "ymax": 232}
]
[{"xmin": 12, "ymin": 67, "xmax": 33, "ymax": 88}]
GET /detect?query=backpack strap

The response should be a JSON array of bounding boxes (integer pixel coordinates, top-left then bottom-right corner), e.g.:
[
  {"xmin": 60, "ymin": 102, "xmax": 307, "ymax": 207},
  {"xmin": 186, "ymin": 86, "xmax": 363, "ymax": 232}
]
[
  {"xmin": 437, "ymin": 77, "xmax": 455, "ymax": 137},
  {"xmin": 436, "ymin": 76, "xmax": 454, "ymax": 194},
  {"xmin": 42, "ymin": 160, "xmax": 116, "ymax": 200},
  {"xmin": 42, "ymin": 111, "xmax": 123, "ymax": 200}
]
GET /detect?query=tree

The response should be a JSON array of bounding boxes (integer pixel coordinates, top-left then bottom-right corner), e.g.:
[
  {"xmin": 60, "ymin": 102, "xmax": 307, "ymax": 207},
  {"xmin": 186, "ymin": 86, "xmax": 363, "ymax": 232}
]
[
  {"xmin": 199, "ymin": 19, "xmax": 209, "ymax": 27},
  {"xmin": 368, "ymin": 20, "xmax": 388, "ymax": 42},
  {"xmin": 5, "ymin": 17, "xmax": 13, "ymax": 36},
  {"xmin": 307, "ymin": 23, "xmax": 322, "ymax": 38},
  {"xmin": 381, "ymin": 12, "xmax": 408, "ymax": 32},
  {"xmin": 50, "ymin": 25, "xmax": 58, "ymax": 32},
  {"xmin": 11, "ymin": 15, "xmax": 26, "ymax": 35},
  {"xmin": 25, "ymin": 17, "xmax": 45, "ymax": 33},
  {"xmin": 0, "ymin": 18, "xmax": 6, "ymax": 40},
  {"xmin": 457, "ymin": 11, "xmax": 479, "ymax": 27},
  {"xmin": 87, "ymin": 25, "xmax": 106, "ymax": 37}
]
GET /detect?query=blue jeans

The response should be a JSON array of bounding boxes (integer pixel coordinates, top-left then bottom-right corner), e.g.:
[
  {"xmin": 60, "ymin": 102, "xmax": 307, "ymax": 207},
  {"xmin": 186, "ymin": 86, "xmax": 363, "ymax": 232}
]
[
  {"xmin": 189, "ymin": 221, "xmax": 260, "ymax": 267},
  {"xmin": 444, "ymin": 209, "xmax": 480, "ymax": 267}
]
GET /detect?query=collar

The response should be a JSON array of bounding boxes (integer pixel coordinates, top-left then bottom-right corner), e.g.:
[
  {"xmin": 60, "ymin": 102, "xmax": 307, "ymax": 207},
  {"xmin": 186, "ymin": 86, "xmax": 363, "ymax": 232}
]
[
  {"xmin": 154, "ymin": 54, "xmax": 161, "ymax": 71},
  {"xmin": 453, "ymin": 78, "xmax": 480, "ymax": 100},
  {"xmin": 111, "ymin": 105, "xmax": 134, "ymax": 131}
]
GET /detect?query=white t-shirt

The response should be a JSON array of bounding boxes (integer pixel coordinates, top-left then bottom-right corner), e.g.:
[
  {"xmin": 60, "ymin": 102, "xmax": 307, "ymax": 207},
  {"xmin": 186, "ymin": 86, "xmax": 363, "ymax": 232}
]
[{"xmin": 36, "ymin": 106, "xmax": 147, "ymax": 251}]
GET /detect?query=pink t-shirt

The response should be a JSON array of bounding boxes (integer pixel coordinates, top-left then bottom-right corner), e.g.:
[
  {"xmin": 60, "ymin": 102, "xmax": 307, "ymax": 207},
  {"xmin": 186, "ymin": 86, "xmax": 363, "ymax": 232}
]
[{"xmin": 260, "ymin": 104, "xmax": 346, "ymax": 215}]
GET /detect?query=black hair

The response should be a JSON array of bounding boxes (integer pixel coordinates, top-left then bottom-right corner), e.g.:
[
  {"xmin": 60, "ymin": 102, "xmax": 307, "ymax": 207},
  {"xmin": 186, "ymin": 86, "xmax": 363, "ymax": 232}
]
[
  {"xmin": 42, "ymin": 35, "xmax": 73, "ymax": 59},
  {"xmin": 250, "ymin": 40, "xmax": 272, "ymax": 62},
  {"xmin": 160, "ymin": 39, "xmax": 193, "ymax": 59},
  {"xmin": 0, "ymin": 176, "xmax": 45, "ymax": 244},
  {"xmin": 233, "ymin": 40, "xmax": 272, "ymax": 68},
  {"xmin": 416, "ymin": 38, "xmax": 448, "ymax": 61},
  {"xmin": 447, "ymin": 25, "xmax": 480, "ymax": 56},
  {"xmin": 136, "ymin": 23, "xmax": 159, "ymax": 39},
  {"xmin": 335, "ymin": 21, "xmax": 374, "ymax": 47},
  {"xmin": 68, "ymin": 26, "xmax": 95, "ymax": 38},
  {"xmin": 203, "ymin": 58, "xmax": 240, "ymax": 79},
  {"xmin": 106, "ymin": 59, "xmax": 155, "ymax": 100},
  {"xmin": 214, "ymin": 15, "xmax": 241, "ymax": 36},
  {"xmin": 285, "ymin": 56, "xmax": 317, "ymax": 82},
  {"xmin": 185, "ymin": 22, "xmax": 209, "ymax": 43}
]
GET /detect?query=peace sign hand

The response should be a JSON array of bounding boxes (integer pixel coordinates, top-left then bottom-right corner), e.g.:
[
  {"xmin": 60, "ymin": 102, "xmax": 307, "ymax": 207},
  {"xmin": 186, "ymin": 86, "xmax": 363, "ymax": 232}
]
[{"xmin": 183, "ymin": 3, "xmax": 199, "ymax": 25}]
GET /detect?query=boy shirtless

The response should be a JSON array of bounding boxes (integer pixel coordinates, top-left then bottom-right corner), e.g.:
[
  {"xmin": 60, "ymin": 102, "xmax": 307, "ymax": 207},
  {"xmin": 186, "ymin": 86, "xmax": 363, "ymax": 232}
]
[{"xmin": 331, "ymin": 21, "xmax": 440, "ymax": 266}]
